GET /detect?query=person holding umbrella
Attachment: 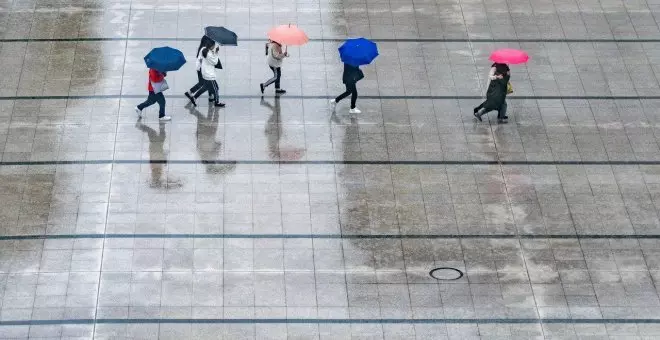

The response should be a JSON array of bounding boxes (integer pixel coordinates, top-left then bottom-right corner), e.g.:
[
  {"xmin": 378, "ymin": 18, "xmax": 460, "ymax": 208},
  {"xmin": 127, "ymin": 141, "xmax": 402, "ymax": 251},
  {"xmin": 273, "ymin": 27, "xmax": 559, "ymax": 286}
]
[
  {"xmin": 330, "ymin": 63, "xmax": 364, "ymax": 114},
  {"xmin": 473, "ymin": 63, "xmax": 510, "ymax": 123},
  {"xmin": 197, "ymin": 42, "xmax": 225, "ymax": 107},
  {"xmin": 260, "ymin": 39, "xmax": 288, "ymax": 94},
  {"xmin": 473, "ymin": 48, "xmax": 529, "ymax": 123},
  {"xmin": 329, "ymin": 38, "xmax": 378, "ymax": 114},
  {"xmin": 135, "ymin": 68, "xmax": 170, "ymax": 121},
  {"xmin": 259, "ymin": 24, "xmax": 308, "ymax": 95},
  {"xmin": 184, "ymin": 35, "xmax": 216, "ymax": 106},
  {"xmin": 186, "ymin": 26, "xmax": 238, "ymax": 107},
  {"xmin": 135, "ymin": 46, "xmax": 186, "ymax": 121}
]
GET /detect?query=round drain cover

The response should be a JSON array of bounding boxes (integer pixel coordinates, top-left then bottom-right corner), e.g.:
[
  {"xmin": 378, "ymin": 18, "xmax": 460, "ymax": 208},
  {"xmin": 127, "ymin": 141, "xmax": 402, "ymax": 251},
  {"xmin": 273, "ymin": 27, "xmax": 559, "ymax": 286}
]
[{"xmin": 429, "ymin": 267, "xmax": 463, "ymax": 280}]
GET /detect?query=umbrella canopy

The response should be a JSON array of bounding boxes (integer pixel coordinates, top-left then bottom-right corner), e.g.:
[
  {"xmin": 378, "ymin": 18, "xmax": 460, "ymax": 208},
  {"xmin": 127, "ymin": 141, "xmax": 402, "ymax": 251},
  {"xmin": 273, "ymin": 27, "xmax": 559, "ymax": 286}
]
[
  {"xmin": 143, "ymin": 47, "xmax": 186, "ymax": 72},
  {"xmin": 338, "ymin": 38, "xmax": 378, "ymax": 66},
  {"xmin": 268, "ymin": 24, "xmax": 309, "ymax": 46},
  {"xmin": 205, "ymin": 26, "xmax": 238, "ymax": 46},
  {"xmin": 489, "ymin": 49, "xmax": 529, "ymax": 64}
]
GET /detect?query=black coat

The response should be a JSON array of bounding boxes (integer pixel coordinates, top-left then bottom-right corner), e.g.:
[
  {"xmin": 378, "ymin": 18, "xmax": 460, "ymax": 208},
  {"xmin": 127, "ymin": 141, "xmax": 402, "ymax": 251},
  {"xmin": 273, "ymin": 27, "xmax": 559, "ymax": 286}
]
[
  {"xmin": 482, "ymin": 75, "xmax": 509, "ymax": 110},
  {"xmin": 342, "ymin": 64, "xmax": 364, "ymax": 84}
]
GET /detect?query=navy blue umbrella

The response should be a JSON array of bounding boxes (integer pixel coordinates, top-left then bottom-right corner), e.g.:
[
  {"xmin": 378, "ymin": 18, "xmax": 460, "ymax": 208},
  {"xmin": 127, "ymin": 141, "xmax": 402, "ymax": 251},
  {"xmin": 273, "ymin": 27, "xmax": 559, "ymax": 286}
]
[
  {"xmin": 205, "ymin": 26, "xmax": 238, "ymax": 46},
  {"xmin": 338, "ymin": 38, "xmax": 378, "ymax": 66},
  {"xmin": 144, "ymin": 47, "xmax": 186, "ymax": 72}
]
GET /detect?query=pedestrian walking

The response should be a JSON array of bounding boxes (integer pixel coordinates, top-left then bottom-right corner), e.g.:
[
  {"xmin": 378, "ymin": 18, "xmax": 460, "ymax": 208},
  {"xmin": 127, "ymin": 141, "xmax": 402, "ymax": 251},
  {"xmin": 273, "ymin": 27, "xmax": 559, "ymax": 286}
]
[
  {"xmin": 329, "ymin": 63, "xmax": 364, "ymax": 114},
  {"xmin": 474, "ymin": 63, "xmax": 510, "ymax": 123},
  {"xmin": 135, "ymin": 68, "xmax": 171, "ymax": 121},
  {"xmin": 259, "ymin": 40, "xmax": 288, "ymax": 94},
  {"xmin": 184, "ymin": 35, "xmax": 215, "ymax": 106},
  {"xmin": 185, "ymin": 38, "xmax": 223, "ymax": 106},
  {"xmin": 193, "ymin": 43, "xmax": 225, "ymax": 107}
]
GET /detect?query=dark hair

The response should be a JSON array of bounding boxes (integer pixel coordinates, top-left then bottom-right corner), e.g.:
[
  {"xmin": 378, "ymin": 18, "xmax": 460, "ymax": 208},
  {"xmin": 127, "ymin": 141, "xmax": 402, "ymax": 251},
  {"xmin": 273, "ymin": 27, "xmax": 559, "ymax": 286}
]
[{"xmin": 493, "ymin": 63, "xmax": 508, "ymax": 76}]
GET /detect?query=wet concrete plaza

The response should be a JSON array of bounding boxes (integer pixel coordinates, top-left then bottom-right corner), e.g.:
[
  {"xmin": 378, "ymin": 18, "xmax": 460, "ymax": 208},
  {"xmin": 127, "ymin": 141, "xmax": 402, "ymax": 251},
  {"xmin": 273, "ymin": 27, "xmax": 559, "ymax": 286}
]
[{"xmin": 4, "ymin": 0, "xmax": 660, "ymax": 338}]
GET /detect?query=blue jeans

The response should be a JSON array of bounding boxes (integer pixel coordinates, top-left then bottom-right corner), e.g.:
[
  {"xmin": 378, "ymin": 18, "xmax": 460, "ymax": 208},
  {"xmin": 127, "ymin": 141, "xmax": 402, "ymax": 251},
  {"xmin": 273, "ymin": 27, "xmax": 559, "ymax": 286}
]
[
  {"xmin": 498, "ymin": 101, "xmax": 507, "ymax": 119},
  {"xmin": 138, "ymin": 91, "xmax": 166, "ymax": 117}
]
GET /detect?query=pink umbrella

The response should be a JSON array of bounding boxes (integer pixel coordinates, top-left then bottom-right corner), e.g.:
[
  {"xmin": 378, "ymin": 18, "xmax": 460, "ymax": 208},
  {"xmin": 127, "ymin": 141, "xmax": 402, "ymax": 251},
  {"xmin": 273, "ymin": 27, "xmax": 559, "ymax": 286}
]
[
  {"xmin": 267, "ymin": 24, "xmax": 309, "ymax": 46},
  {"xmin": 489, "ymin": 49, "xmax": 529, "ymax": 64}
]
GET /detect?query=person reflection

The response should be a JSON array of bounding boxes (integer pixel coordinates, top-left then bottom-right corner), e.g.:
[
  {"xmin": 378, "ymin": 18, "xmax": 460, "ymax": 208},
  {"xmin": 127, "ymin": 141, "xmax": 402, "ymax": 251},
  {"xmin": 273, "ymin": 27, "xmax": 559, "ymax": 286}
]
[
  {"xmin": 261, "ymin": 96, "xmax": 305, "ymax": 161},
  {"xmin": 261, "ymin": 96, "xmax": 282, "ymax": 160},
  {"xmin": 136, "ymin": 121, "xmax": 167, "ymax": 187},
  {"xmin": 186, "ymin": 104, "xmax": 235, "ymax": 174},
  {"xmin": 333, "ymin": 112, "xmax": 362, "ymax": 235}
]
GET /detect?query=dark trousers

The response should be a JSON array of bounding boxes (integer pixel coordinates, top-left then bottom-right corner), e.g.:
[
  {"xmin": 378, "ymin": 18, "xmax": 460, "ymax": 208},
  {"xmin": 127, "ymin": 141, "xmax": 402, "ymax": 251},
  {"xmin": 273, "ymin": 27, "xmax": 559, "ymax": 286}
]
[
  {"xmin": 263, "ymin": 66, "xmax": 281, "ymax": 89},
  {"xmin": 194, "ymin": 79, "xmax": 219, "ymax": 104},
  {"xmin": 335, "ymin": 82, "xmax": 358, "ymax": 109},
  {"xmin": 137, "ymin": 91, "xmax": 166, "ymax": 117},
  {"xmin": 189, "ymin": 70, "xmax": 205, "ymax": 95},
  {"xmin": 190, "ymin": 71, "xmax": 215, "ymax": 100},
  {"xmin": 476, "ymin": 100, "xmax": 507, "ymax": 119}
]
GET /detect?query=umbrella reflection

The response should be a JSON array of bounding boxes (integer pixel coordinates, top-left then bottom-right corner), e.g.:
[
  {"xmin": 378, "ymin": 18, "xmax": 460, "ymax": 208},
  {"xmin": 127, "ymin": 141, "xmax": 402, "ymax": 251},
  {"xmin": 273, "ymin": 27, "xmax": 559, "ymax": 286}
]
[
  {"xmin": 186, "ymin": 104, "xmax": 235, "ymax": 175},
  {"xmin": 135, "ymin": 121, "xmax": 183, "ymax": 189},
  {"xmin": 261, "ymin": 96, "xmax": 305, "ymax": 161}
]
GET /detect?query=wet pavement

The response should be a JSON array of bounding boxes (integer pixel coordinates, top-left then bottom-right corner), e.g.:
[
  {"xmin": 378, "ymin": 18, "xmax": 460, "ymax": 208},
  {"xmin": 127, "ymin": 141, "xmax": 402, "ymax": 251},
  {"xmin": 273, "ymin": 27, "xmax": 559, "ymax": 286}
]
[{"xmin": 3, "ymin": 0, "xmax": 660, "ymax": 339}]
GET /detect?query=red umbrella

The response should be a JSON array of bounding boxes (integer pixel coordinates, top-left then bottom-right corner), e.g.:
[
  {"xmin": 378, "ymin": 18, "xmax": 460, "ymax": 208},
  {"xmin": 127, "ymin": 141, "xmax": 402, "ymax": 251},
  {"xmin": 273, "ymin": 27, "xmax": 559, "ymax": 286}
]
[{"xmin": 489, "ymin": 49, "xmax": 529, "ymax": 64}]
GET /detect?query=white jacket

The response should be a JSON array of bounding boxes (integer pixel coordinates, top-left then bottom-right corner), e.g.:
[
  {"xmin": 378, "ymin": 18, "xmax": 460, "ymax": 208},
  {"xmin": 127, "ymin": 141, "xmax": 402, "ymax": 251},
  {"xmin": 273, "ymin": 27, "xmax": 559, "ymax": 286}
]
[{"xmin": 200, "ymin": 46, "xmax": 219, "ymax": 80}]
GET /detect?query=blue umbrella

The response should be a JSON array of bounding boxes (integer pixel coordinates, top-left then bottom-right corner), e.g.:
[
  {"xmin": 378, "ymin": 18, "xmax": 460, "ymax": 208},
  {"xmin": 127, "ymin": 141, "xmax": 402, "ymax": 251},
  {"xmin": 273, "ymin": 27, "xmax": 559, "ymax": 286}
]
[
  {"xmin": 338, "ymin": 38, "xmax": 378, "ymax": 66},
  {"xmin": 144, "ymin": 47, "xmax": 187, "ymax": 72}
]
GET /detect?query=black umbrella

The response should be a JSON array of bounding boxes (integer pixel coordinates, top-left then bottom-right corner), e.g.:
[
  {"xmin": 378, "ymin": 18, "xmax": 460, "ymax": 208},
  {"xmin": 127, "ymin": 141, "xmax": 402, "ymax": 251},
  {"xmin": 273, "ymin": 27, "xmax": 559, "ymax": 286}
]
[{"xmin": 205, "ymin": 26, "xmax": 238, "ymax": 46}]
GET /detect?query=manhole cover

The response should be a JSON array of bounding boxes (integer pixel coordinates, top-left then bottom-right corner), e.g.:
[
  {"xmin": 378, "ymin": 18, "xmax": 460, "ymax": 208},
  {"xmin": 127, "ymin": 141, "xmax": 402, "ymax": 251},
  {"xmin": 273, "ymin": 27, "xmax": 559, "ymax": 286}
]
[{"xmin": 429, "ymin": 267, "xmax": 463, "ymax": 280}]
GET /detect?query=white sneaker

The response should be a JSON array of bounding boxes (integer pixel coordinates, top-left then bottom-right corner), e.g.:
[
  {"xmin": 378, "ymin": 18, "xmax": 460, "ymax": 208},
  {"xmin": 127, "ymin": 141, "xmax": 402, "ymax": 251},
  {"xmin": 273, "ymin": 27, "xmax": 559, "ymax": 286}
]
[
  {"xmin": 349, "ymin": 107, "xmax": 361, "ymax": 114},
  {"xmin": 135, "ymin": 106, "xmax": 142, "ymax": 118},
  {"xmin": 159, "ymin": 115, "xmax": 172, "ymax": 121},
  {"xmin": 329, "ymin": 99, "xmax": 336, "ymax": 107}
]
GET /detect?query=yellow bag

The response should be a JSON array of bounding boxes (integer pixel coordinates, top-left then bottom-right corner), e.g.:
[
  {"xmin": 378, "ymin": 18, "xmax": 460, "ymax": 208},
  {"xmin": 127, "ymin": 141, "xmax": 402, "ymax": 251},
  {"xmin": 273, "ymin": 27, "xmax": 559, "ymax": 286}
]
[{"xmin": 506, "ymin": 82, "xmax": 513, "ymax": 94}]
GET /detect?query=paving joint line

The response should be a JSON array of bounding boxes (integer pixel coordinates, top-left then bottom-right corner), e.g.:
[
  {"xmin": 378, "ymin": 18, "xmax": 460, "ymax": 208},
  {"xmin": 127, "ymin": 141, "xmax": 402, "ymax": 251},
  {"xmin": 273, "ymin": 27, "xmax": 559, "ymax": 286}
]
[
  {"xmin": 2, "ymin": 318, "xmax": 660, "ymax": 325},
  {"xmin": 0, "ymin": 233, "xmax": 659, "ymax": 240},
  {"xmin": 2, "ymin": 160, "xmax": 660, "ymax": 166},
  {"xmin": 3, "ymin": 37, "xmax": 660, "ymax": 43},
  {"xmin": 3, "ymin": 95, "xmax": 660, "ymax": 100}
]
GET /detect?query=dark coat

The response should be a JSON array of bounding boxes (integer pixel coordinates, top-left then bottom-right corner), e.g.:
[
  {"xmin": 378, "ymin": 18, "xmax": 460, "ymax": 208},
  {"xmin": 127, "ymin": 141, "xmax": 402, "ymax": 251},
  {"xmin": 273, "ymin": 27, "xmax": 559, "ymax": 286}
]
[
  {"xmin": 342, "ymin": 63, "xmax": 364, "ymax": 84},
  {"xmin": 483, "ymin": 74, "xmax": 509, "ymax": 110}
]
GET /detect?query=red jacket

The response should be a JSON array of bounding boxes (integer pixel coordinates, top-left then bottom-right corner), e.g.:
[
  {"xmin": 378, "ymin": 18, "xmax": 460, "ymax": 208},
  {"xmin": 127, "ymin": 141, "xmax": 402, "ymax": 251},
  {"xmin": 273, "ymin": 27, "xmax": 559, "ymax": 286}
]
[{"xmin": 147, "ymin": 69, "xmax": 165, "ymax": 92}]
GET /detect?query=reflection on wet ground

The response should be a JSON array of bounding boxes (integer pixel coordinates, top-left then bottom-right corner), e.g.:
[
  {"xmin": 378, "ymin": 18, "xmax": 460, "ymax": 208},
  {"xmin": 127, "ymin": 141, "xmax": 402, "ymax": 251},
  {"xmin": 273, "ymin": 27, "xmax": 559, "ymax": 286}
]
[{"xmin": 3, "ymin": 0, "xmax": 660, "ymax": 339}]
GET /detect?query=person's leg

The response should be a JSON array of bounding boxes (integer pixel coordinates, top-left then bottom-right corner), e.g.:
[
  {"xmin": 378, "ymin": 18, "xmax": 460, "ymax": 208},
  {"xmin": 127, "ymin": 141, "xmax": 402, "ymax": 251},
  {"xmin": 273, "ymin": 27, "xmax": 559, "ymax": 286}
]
[
  {"xmin": 155, "ymin": 92, "xmax": 166, "ymax": 118},
  {"xmin": 189, "ymin": 71, "xmax": 204, "ymax": 93},
  {"xmin": 193, "ymin": 82, "xmax": 208, "ymax": 99},
  {"xmin": 349, "ymin": 83, "xmax": 358, "ymax": 109},
  {"xmin": 474, "ymin": 102, "xmax": 484, "ymax": 114},
  {"xmin": 212, "ymin": 80, "xmax": 224, "ymax": 106},
  {"xmin": 474, "ymin": 103, "xmax": 490, "ymax": 122},
  {"xmin": 274, "ymin": 68, "xmax": 286, "ymax": 93},
  {"xmin": 263, "ymin": 66, "xmax": 278, "ymax": 88},
  {"xmin": 137, "ymin": 92, "xmax": 157, "ymax": 110},
  {"xmin": 498, "ymin": 101, "xmax": 508, "ymax": 119},
  {"xmin": 205, "ymin": 80, "xmax": 223, "ymax": 107},
  {"xmin": 334, "ymin": 84, "xmax": 352, "ymax": 103},
  {"xmin": 274, "ymin": 67, "xmax": 281, "ymax": 89}
]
